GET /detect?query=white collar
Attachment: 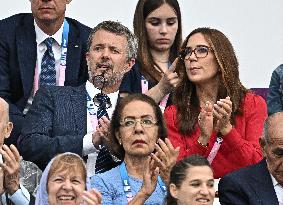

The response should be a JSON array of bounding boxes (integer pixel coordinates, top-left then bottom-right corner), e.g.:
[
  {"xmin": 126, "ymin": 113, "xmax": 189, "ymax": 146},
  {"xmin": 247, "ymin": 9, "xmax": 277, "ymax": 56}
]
[
  {"xmin": 34, "ymin": 20, "xmax": 64, "ymax": 46},
  {"xmin": 85, "ymin": 80, "xmax": 119, "ymax": 101},
  {"xmin": 270, "ymin": 173, "xmax": 283, "ymax": 188}
]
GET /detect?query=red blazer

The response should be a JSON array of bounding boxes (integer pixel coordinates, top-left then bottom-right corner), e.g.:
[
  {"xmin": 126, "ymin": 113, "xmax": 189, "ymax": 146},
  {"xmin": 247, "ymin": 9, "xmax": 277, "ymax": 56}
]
[{"xmin": 164, "ymin": 92, "xmax": 267, "ymax": 178}]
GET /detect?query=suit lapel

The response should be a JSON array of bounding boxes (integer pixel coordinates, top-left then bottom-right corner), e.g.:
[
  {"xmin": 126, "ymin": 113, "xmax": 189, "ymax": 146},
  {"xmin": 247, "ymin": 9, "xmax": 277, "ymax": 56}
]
[
  {"xmin": 16, "ymin": 14, "xmax": 37, "ymax": 96},
  {"xmin": 71, "ymin": 84, "xmax": 87, "ymax": 136},
  {"xmin": 65, "ymin": 18, "xmax": 81, "ymax": 85},
  {"xmin": 250, "ymin": 160, "xmax": 278, "ymax": 205}
]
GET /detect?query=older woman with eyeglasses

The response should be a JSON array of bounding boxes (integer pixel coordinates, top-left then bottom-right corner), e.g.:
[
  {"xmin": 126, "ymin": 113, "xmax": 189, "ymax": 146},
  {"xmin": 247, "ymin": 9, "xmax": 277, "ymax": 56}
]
[
  {"xmin": 91, "ymin": 94, "xmax": 179, "ymax": 205},
  {"xmin": 164, "ymin": 27, "xmax": 267, "ymax": 179}
]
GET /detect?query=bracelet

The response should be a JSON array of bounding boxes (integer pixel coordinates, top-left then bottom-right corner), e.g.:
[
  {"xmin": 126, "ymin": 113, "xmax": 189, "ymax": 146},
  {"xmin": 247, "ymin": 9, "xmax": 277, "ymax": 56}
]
[{"xmin": 197, "ymin": 139, "xmax": 208, "ymax": 148}]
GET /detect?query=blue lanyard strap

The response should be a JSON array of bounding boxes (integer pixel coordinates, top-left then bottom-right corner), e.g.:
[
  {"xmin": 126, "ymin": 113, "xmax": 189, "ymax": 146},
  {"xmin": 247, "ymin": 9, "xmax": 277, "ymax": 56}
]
[
  {"xmin": 60, "ymin": 19, "xmax": 69, "ymax": 66},
  {"xmin": 86, "ymin": 92, "xmax": 96, "ymax": 115},
  {"xmin": 120, "ymin": 162, "xmax": 166, "ymax": 202}
]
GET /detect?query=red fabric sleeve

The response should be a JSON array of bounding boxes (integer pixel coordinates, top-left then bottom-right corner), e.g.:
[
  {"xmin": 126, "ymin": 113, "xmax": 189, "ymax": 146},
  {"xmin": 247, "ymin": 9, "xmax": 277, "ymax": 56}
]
[
  {"xmin": 219, "ymin": 93, "xmax": 267, "ymax": 167},
  {"xmin": 164, "ymin": 105, "xmax": 208, "ymax": 160}
]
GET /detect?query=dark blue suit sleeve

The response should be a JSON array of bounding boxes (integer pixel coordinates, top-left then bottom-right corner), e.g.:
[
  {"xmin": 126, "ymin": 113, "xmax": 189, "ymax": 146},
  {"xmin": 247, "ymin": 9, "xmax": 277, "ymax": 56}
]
[
  {"xmin": 219, "ymin": 175, "xmax": 253, "ymax": 205},
  {"xmin": 0, "ymin": 28, "xmax": 25, "ymax": 146},
  {"xmin": 19, "ymin": 86, "xmax": 83, "ymax": 170}
]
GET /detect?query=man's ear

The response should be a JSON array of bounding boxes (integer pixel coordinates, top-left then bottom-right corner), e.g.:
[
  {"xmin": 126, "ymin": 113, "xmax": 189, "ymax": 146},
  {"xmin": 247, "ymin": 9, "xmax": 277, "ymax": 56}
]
[
  {"xmin": 169, "ymin": 183, "xmax": 178, "ymax": 199},
  {"xmin": 4, "ymin": 122, "xmax": 13, "ymax": 139},
  {"xmin": 125, "ymin": 58, "xmax": 135, "ymax": 73},
  {"xmin": 86, "ymin": 52, "xmax": 90, "ymax": 66}
]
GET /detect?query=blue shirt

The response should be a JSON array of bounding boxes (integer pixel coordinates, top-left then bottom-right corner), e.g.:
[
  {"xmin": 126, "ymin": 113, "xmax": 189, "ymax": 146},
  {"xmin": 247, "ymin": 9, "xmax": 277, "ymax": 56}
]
[{"xmin": 90, "ymin": 165, "xmax": 165, "ymax": 205}]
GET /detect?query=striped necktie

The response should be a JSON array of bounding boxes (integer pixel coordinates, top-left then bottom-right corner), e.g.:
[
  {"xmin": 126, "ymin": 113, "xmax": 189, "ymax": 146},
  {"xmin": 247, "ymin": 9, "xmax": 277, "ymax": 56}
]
[
  {"xmin": 94, "ymin": 94, "xmax": 118, "ymax": 173},
  {"xmin": 40, "ymin": 37, "xmax": 56, "ymax": 86}
]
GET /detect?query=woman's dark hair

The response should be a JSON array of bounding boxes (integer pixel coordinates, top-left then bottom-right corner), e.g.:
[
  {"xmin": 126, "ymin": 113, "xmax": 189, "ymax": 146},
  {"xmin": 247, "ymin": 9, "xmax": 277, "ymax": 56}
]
[
  {"xmin": 134, "ymin": 0, "xmax": 182, "ymax": 82},
  {"xmin": 174, "ymin": 27, "xmax": 248, "ymax": 135},
  {"xmin": 109, "ymin": 94, "xmax": 167, "ymax": 159},
  {"xmin": 167, "ymin": 155, "xmax": 212, "ymax": 205}
]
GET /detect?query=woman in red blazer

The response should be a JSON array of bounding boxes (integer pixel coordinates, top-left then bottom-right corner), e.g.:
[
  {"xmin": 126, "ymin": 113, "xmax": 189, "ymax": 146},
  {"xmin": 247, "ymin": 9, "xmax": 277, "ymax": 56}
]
[{"xmin": 164, "ymin": 27, "xmax": 267, "ymax": 178}]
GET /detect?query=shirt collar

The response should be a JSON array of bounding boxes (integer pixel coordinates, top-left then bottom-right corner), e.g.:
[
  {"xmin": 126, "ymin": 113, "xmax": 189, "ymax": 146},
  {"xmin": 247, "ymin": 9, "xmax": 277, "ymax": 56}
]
[
  {"xmin": 34, "ymin": 20, "xmax": 64, "ymax": 46},
  {"xmin": 270, "ymin": 173, "xmax": 282, "ymax": 188},
  {"xmin": 85, "ymin": 80, "xmax": 119, "ymax": 102}
]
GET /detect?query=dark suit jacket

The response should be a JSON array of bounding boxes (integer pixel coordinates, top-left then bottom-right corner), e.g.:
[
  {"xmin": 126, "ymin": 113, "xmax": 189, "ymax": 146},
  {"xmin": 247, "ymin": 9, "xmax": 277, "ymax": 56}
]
[
  {"xmin": 219, "ymin": 159, "xmax": 279, "ymax": 205},
  {"xmin": 0, "ymin": 13, "xmax": 91, "ymax": 145},
  {"xmin": 19, "ymin": 85, "xmax": 88, "ymax": 170}
]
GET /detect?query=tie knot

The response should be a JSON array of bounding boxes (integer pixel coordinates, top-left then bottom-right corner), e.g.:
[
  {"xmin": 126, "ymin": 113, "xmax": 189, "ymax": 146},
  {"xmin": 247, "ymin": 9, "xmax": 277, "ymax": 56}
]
[
  {"xmin": 44, "ymin": 37, "xmax": 54, "ymax": 51},
  {"xmin": 93, "ymin": 93, "xmax": 112, "ymax": 109}
]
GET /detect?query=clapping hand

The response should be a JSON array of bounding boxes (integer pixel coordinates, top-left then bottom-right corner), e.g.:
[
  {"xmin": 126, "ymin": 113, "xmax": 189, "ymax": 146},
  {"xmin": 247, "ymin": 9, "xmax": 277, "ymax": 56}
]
[
  {"xmin": 0, "ymin": 144, "xmax": 20, "ymax": 195},
  {"xmin": 151, "ymin": 138, "xmax": 179, "ymax": 186},
  {"xmin": 213, "ymin": 96, "xmax": 233, "ymax": 135},
  {"xmin": 80, "ymin": 188, "xmax": 102, "ymax": 205},
  {"xmin": 129, "ymin": 156, "xmax": 159, "ymax": 205},
  {"xmin": 92, "ymin": 116, "xmax": 111, "ymax": 149},
  {"xmin": 198, "ymin": 101, "xmax": 214, "ymax": 146}
]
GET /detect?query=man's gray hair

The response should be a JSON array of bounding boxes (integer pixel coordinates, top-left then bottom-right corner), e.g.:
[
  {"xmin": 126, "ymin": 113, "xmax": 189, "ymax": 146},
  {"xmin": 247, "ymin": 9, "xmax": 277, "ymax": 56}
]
[
  {"xmin": 0, "ymin": 98, "xmax": 9, "ymax": 123},
  {"xmin": 262, "ymin": 112, "xmax": 283, "ymax": 144},
  {"xmin": 87, "ymin": 21, "xmax": 138, "ymax": 61},
  {"xmin": 262, "ymin": 119, "xmax": 270, "ymax": 144}
]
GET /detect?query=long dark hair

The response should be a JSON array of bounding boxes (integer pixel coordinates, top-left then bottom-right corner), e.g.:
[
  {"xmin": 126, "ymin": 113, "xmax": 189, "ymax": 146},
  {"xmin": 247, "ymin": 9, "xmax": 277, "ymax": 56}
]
[
  {"xmin": 174, "ymin": 27, "xmax": 248, "ymax": 135},
  {"xmin": 134, "ymin": 0, "xmax": 182, "ymax": 82},
  {"xmin": 167, "ymin": 155, "xmax": 212, "ymax": 205}
]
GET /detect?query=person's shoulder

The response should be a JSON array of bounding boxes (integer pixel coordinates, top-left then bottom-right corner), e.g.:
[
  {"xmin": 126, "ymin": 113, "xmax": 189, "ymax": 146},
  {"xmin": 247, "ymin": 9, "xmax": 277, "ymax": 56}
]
[
  {"xmin": 96, "ymin": 166, "xmax": 120, "ymax": 180},
  {"xmin": 65, "ymin": 17, "xmax": 91, "ymax": 33},
  {"xmin": 36, "ymin": 84, "xmax": 85, "ymax": 98},
  {"xmin": 0, "ymin": 13, "xmax": 33, "ymax": 31},
  {"xmin": 125, "ymin": 61, "xmax": 142, "ymax": 77},
  {"xmin": 271, "ymin": 64, "xmax": 283, "ymax": 77},
  {"xmin": 0, "ymin": 13, "xmax": 32, "ymax": 23},
  {"xmin": 273, "ymin": 64, "xmax": 283, "ymax": 72},
  {"xmin": 164, "ymin": 105, "xmax": 177, "ymax": 115},
  {"xmin": 91, "ymin": 166, "xmax": 121, "ymax": 187},
  {"xmin": 222, "ymin": 160, "xmax": 261, "ymax": 182},
  {"xmin": 243, "ymin": 91, "xmax": 266, "ymax": 106}
]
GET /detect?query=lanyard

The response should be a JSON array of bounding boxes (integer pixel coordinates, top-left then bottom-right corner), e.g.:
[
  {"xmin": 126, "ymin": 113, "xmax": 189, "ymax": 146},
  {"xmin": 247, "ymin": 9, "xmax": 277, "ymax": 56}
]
[
  {"xmin": 86, "ymin": 92, "xmax": 98, "ymax": 129},
  {"xmin": 207, "ymin": 133, "xmax": 223, "ymax": 164},
  {"xmin": 140, "ymin": 61, "xmax": 171, "ymax": 113},
  {"xmin": 120, "ymin": 162, "xmax": 166, "ymax": 202},
  {"xmin": 33, "ymin": 19, "xmax": 70, "ymax": 94}
]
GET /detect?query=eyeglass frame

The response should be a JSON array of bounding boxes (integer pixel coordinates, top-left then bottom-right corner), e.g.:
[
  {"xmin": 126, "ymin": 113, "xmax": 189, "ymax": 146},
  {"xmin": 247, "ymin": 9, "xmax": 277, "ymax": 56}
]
[
  {"xmin": 179, "ymin": 45, "xmax": 214, "ymax": 60},
  {"xmin": 119, "ymin": 116, "xmax": 158, "ymax": 129}
]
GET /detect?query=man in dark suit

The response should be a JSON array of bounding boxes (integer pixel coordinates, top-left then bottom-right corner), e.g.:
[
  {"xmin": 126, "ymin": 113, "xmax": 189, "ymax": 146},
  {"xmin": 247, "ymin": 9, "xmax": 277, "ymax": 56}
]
[
  {"xmin": 0, "ymin": 0, "xmax": 90, "ymax": 146},
  {"xmin": 219, "ymin": 112, "xmax": 283, "ymax": 205},
  {"xmin": 19, "ymin": 21, "xmax": 137, "ymax": 176}
]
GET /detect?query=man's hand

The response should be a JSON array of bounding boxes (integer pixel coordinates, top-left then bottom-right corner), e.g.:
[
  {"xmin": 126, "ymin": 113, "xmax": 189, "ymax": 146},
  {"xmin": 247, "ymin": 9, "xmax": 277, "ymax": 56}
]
[
  {"xmin": 0, "ymin": 144, "xmax": 20, "ymax": 195},
  {"xmin": 92, "ymin": 116, "xmax": 110, "ymax": 149}
]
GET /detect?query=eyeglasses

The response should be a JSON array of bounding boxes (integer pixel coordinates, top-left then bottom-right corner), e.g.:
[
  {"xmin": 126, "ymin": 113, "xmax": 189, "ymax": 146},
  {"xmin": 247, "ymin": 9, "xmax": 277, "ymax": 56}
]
[
  {"xmin": 179, "ymin": 45, "xmax": 213, "ymax": 60},
  {"xmin": 120, "ymin": 116, "xmax": 157, "ymax": 129}
]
